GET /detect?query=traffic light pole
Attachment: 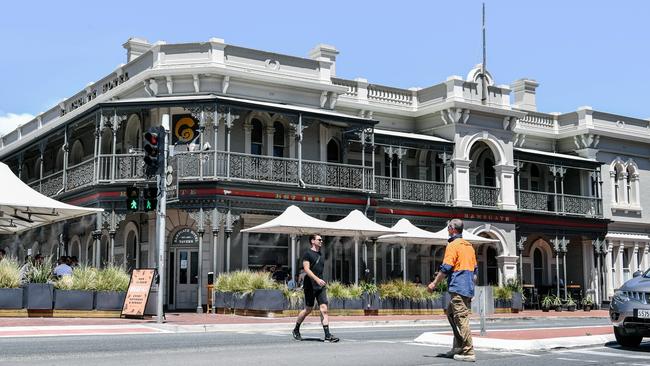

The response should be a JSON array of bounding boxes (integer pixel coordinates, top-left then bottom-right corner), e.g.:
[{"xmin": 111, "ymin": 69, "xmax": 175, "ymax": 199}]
[{"xmin": 156, "ymin": 114, "xmax": 170, "ymax": 324}]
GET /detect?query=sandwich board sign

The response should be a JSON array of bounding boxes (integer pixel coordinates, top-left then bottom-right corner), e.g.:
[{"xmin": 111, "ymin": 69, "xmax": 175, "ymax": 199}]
[{"xmin": 121, "ymin": 269, "xmax": 155, "ymax": 317}]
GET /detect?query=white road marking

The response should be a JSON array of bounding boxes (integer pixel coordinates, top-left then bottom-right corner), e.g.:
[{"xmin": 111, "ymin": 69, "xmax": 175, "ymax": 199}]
[
  {"xmin": 565, "ymin": 349, "xmax": 650, "ymax": 360},
  {"xmin": 505, "ymin": 352, "xmax": 541, "ymax": 357},
  {"xmin": 556, "ymin": 357, "xmax": 598, "ymax": 363}
]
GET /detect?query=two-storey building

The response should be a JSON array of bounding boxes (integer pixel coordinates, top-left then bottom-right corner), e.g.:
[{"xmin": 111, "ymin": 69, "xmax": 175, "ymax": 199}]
[{"xmin": 1, "ymin": 37, "xmax": 647, "ymax": 310}]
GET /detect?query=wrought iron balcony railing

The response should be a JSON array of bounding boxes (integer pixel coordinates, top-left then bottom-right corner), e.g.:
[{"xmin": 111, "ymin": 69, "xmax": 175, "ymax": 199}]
[
  {"xmin": 516, "ymin": 189, "xmax": 602, "ymax": 217},
  {"xmin": 375, "ymin": 176, "xmax": 450, "ymax": 205},
  {"xmin": 470, "ymin": 184, "xmax": 500, "ymax": 207}
]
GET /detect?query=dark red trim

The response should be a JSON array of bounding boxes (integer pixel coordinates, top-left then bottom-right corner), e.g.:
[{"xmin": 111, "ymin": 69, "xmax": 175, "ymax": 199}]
[
  {"xmin": 182, "ymin": 187, "xmax": 373, "ymax": 206},
  {"xmin": 66, "ymin": 191, "xmax": 122, "ymax": 206},
  {"xmin": 376, "ymin": 207, "xmax": 452, "ymax": 219}
]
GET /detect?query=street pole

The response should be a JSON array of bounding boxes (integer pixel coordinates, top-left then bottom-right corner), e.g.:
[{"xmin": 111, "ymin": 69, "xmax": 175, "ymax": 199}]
[{"xmin": 157, "ymin": 114, "xmax": 169, "ymax": 324}]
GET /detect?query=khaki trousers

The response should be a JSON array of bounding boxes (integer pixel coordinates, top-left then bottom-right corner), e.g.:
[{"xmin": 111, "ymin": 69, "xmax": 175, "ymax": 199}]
[{"xmin": 446, "ymin": 292, "xmax": 474, "ymax": 356}]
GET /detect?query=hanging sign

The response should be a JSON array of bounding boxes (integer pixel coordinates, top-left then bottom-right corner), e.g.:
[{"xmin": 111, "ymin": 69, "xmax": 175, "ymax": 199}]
[
  {"xmin": 172, "ymin": 228, "xmax": 199, "ymax": 246},
  {"xmin": 172, "ymin": 114, "xmax": 199, "ymax": 145},
  {"xmin": 121, "ymin": 269, "xmax": 155, "ymax": 317}
]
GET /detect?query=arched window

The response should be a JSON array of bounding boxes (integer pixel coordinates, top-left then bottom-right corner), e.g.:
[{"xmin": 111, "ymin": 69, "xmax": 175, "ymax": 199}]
[
  {"xmin": 55, "ymin": 148, "xmax": 64, "ymax": 171},
  {"xmin": 533, "ymin": 248, "xmax": 543, "ymax": 286},
  {"xmin": 483, "ymin": 158, "xmax": 495, "ymax": 186},
  {"xmin": 70, "ymin": 140, "xmax": 84, "ymax": 165},
  {"xmin": 123, "ymin": 115, "xmax": 142, "ymax": 152},
  {"xmin": 613, "ymin": 164, "xmax": 624, "ymax": 204},
  {"xmin": 251, "ymin": 119, "xmax": 263, "ymax": 155},
  {"xmin": 272, "ymin": 122, "xmax": 284, "ymax": 157},
  {"xmin": 486, "ymin": 246, "xmax": 498, "ymax": 285},
  {"xmin": 327, "ymin": 139, "xmax": 340, "ymax": 163},
  {"xmin": 125, "ymin": 229, "xmax": 139, "ymax": 271}
]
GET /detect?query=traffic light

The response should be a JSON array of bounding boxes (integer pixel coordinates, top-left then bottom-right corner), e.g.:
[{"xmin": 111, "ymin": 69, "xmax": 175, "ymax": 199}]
[
  {"xmin": 144, "ymin": 126, "xmax": 165, "ymax": 177},
  {"xmin": 126, "ymin": 187, "xmax": 140, "ymax": 212},
  {"xmin": 143, "ymin": 187, "xmax": 158, "ymax": 212}
]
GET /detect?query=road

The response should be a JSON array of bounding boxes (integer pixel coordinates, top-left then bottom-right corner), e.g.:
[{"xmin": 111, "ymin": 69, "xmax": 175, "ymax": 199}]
[{"xmin": 0, "ymin": 317, "xmax": 648, "ymax": 365}]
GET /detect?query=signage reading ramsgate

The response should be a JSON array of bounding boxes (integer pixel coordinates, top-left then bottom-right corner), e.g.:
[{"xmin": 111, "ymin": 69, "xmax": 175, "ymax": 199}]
[{"xmin": 172, "ymin": 228, "xmax": 199, "ymax": 246}]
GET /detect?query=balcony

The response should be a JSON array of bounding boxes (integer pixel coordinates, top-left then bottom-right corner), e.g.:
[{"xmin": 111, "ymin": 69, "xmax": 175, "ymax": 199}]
[
  {"xmin": 516, "ymin": 189, "xmax": 602, "ymax": 217},
  {"xmin": 375, "ymin": 176, "xmax": 450, "ymax": 205},
  {"xmin": 470, "ymin": 185, "xmax": 500, "ymax": 208},
  {"xmin": 174, "ymin": 151, "xmax": 373, "ymax": 192}
]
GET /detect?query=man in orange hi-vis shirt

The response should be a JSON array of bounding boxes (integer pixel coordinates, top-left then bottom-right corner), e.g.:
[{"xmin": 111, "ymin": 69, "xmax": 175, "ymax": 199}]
[{"xmin": 428, "ymin": 218, "xmax": 477, "ymax": 362}]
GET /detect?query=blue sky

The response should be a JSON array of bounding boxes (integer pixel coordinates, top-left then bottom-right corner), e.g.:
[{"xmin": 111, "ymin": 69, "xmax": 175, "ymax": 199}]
[{"xmin": 1, "ymin": 0, "xmax": 649, "ymax": 134}]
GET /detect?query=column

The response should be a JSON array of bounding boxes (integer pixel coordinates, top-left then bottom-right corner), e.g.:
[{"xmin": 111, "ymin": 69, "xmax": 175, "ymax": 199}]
[
  {"xmin": 604, "ymin": 241, "xmax": 614, "ymax": 299},
  {"xmin": 623, "ymin": 172, "xmax": 630, "ymax": 204},
  {"xmin": 631, "ymin": 173, "xmax": 640, "ymax": 206},
  {"xmin": 372, "ymin": 240, "xmax": 377, "ymax": 284},
  {"xmin": 452, "ymin": 158, "xmax": 472, "ymax": 207},
  {"xmin": 212, "ymin": 108, "xmax": 219, "ymax": 177},
  {"xmin": 197, "ymin": 225, "xmax": 204, "ymax": 314},
  {"xmin": 225, "ymin": 109, "xmax": 233, "ymax": 178},
  {"xmin": 265, "ymin": 126, "xmax": 275, "ymax": 156},
  {"xmin": 494, "ymin": 164, "xmax": 517, "ymax": 210},
  {"xmin": 617, "ymin": 242, "xmax": 624, "ymax": 287},
  {"xmin": 632, "ymin": 242, "xmax": 640, "ymax": 273},
  {"xmin": 644, "ymin": 243, "xmax": 650, "ymax": 270},
  {"xmin": 609, "ymin": 171, "xmax": 617, "ymax": 203},
  {"xmin": 497, "ymin": 255, "xmax": 519, "ymax": 286},
  {"xmin": 243, "ymin": 121, "xmax": 252, "ymax": 154},
  {"xmin": 61, "ymin": 125, "xmax": 69, "ymax": 192}
]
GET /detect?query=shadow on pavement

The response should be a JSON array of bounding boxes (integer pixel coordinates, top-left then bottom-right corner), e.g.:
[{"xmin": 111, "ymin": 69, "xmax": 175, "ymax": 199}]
[{"xmin": 604, "ymin": 340, "xmax": 650, "ymax": 352}]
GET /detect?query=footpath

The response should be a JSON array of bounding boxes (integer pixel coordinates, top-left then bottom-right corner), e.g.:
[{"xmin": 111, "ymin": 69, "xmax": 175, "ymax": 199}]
[{"xmin": 0, "ymin": 310, "xmax": 613, "ymax": 350}]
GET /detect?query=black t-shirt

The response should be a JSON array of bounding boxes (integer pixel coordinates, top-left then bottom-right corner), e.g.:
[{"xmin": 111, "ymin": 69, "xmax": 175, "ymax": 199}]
[{"xmin": 301, "ymin": 249, "xmax": 324, "ymax": 290}]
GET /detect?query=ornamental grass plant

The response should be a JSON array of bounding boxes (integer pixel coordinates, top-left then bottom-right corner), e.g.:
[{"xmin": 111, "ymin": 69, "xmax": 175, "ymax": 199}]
[
  {"xmin": 55, "ymin": 266, "xmax": 99, "ymax": 291},
  {"xmin": 0, "ymin": 257, "xmax": 21, "ymax": 288},
  {"xmin": 27, "ymin": 256, "xmax": 53, "ymax": 284},
  {"xmin": 214, "ymin": 270, "xmax": 280, "ymax": 294},
  {"xmin": 95, "ymin": 265, "xmax": 130, "ymax": 292}
]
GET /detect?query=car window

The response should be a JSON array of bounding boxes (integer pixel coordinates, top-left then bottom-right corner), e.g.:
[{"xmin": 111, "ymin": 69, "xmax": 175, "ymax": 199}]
[{"xmin": 645, "ymin": 269, "xmax": 650, "ymax": 278}]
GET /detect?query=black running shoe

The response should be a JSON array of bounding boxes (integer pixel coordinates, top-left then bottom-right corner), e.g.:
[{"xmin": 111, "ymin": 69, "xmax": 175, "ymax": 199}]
[
  {"xmin": 324, "ymin": 334, "xmax": 339, "ymax": 343},
  {"xmin": 292, "ymin": 328, "xmax": 302, "ymax": 341}
]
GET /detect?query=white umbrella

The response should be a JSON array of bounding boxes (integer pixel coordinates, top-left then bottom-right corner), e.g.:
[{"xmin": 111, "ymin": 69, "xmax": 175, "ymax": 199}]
[
  {"xmin": 241, "ymin": 205, "xmax": 338, "ymax": 279},
  {"xmin": 330, "ymin": 210, "xmax": 405, "ymax": 284},
  {"xmin": 431, "ymin": 227, "xmax": 500, "ymax": 245},
  {"xmin": 0, "ymin": 162, "xmax": 103, "ymax": 234},
  {"xmin": 377, "ymin": 218, "xmax": 442, "ymax": 282}
]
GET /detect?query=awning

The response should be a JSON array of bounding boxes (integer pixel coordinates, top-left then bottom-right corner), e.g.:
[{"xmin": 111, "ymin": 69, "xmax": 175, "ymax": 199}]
[
  {"xmin": 104, "ymin": 94, "xmax": 377, "ymax": 126},
  {"xmin": 0, "ymin": 163, "xmax": 103, "ymax": 234},
  {"xmin": 514, "ymin": 147, "xmax": 601, "ymax": 169}
]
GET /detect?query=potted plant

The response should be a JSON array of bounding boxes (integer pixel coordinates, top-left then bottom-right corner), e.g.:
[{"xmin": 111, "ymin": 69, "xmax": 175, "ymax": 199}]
[
  {"xmin": 344, "ymin": 284, "xmax": 363, "ymax": 310},
  {"xmin": 248, "ymin": 272, "xmax": 285, "ymax": 311},
  {"xmin": 493, "ymin": 286, "xmax": 513, "ymax": 310},
  {"xmin": 23, "ymin": 256, "xmax": 54, "ymax": 310},
  {"xmin": 541, "ymin": 295, "xmax": 553, "ymax": 312},
  {"xmin": 326, "ymin": 281, "xmax": 347, "ymax": 309},
  {"xmin": 505, "ymin": 279, "xmax": 523, "ymax": 313},
  {"xmin": 95, "ymin": 265, "xmax": 129, "ymax": 310},
  {"xmin": 360, "ymin": 282, "xmax": 380, "ymax": 311},
  {"xmin": 552, "ymin": 295, "xmax": 563, "ymax": 312},
  {"xmin": 566, "ymin": 296, "xmax": 577, "ymax": 312},
  {"xmin": 54, "ymin": 266, "xmax": 96, "ymax": 310},
  {"xmin": 0, "ymin": 257, "xmax": 23, "ymax": 309},
  {"xmin": 582, "ymin": 295, "xmax": 594, "ymax": 312}
]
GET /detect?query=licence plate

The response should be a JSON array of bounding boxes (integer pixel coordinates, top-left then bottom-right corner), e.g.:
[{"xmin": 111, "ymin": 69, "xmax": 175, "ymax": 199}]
[{"xmin": 637, "ymin": 309, "xmax": 650, "ymax": 319}]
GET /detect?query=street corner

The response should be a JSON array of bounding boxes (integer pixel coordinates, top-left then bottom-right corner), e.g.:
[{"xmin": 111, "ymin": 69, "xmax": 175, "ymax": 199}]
[{"xmin": 413, "ymin": 325, "xmax": 615, "ymax": 351}]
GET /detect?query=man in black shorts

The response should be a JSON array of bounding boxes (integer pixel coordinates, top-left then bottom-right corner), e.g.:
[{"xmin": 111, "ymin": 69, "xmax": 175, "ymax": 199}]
[{"xmin": 292, "ymin": 233, "xmax": 339, "ymax": 342}]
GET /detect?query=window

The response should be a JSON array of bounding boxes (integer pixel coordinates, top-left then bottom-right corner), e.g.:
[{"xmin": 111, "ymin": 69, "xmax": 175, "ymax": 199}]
[
  {"xmin": 533, "ymin": 248, "xmax": 543, "ymax": 286},
  {"xmin": 273, "ymin": 122, "xmax": 284, "ymax": 157},
  {"xmin": 327, "ymin": 139, "xmax": 340, "ymax": 163},
  {"xmin": 611, "ymin": 160, "xmax": 640, "ymax": 209},
  {"xmin": 483, "ymin": 158, "xmax": 495, "ymax": 186},
  {"xmin": 251, "ymin": 119, "xmax": 263, "ymax": 155}
]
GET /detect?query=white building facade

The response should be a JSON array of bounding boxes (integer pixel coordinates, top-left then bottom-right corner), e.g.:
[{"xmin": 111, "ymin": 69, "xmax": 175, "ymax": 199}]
[{"xmin": 0, "ymin": 37, "xmax": 647, "ymax": 309}]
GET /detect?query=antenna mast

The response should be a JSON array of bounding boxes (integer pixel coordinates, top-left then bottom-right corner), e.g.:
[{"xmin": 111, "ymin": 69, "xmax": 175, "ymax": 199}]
[{"xmin": 481, "ymin": 2, "xmax": 488, "ymax": 105}]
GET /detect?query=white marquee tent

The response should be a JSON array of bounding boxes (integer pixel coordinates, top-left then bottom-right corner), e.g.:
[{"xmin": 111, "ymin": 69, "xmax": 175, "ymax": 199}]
[
  {"xmin": 0, "ymin": 162, "xmax": 103, "ymax": 234},
  {"xmin": 377, "ymin": 218, "xmax": 499, "ymax": 281}
]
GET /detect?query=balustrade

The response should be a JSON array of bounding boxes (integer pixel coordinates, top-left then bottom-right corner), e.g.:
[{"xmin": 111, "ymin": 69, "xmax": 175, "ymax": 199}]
[
  {"xmin": 375, "ymin": 176, "xmax": 449, "ymax": 204},
  {"xmin": 66, "ymin": 158, "xmax": 95, "ymax": 191},
  {"xmin": 516, "ymin": 189, "xmax": 602, "ymax": 217},
  {"xmin": 470, "ymin": 185, "xmax": 500, "ymax": 207}
]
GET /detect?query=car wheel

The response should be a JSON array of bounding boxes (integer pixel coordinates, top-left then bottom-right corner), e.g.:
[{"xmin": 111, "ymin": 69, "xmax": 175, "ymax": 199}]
[{"xmin": 613, "ymin": 326, "xmax": 643, "ymax": 348}]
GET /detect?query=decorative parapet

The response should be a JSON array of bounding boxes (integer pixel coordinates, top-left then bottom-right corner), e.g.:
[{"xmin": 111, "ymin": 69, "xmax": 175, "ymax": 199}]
[{"xmin": 518, "ymin": 111, "xmax": 555, "ymax": 129}]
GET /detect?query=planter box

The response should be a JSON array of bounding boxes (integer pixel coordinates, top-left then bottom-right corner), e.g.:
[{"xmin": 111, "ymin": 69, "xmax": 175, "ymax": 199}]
[
  {"xmin": 0, "ymin": 288, "xmax": 23, "ymax": 309},
  {"xmin": 494, "ymin": 299, "xmax": 512, "ymax": 309},
  {"xmin": 250, "ymin": 289, "xmax": 286, "ymax": 311},
  {"xmin": 511, "ymin": 292, "xmax": 523, "ymax": 312},
  {"xmin": 286, "ymin": 296, "xmax": 304, "ymax": 310},
  {"xmin": 329, "ymin": 298, "xmax": 344, "ymax": 309},
  {"xmin": 344, "ymin": 298, "xmax": 363, "ymax": 310},
  {"xmin": 54, "ymin": 290, "xmax": 94, "ymax": 310},
  {"xmin": 215, "ymin": 291, "xmax": 233, "ymax": 309},
  {"xmin": 95, "ymin": 291, "xmax": 126, "ymax": 310},
  {"xmin": 441, "ymin": 293, "xmax": 451, "ymax": 309},
  {"xmin": 431, "ymin": 297, "xmax": 444, "ymax": 309},
  {"xmin": 362, "ymin": 293, "xmax": 380, "ymax": 310},
  {"xmin": 23, "ymin": 283, "xmax": 53, "ymax": 310},
  {"xmin": 233, "ymin": 293, "xmax": 251, "ymax": 309},
  {"xmin": 411, "ymin": 299, "xmax": 427, "ymax": 310}
]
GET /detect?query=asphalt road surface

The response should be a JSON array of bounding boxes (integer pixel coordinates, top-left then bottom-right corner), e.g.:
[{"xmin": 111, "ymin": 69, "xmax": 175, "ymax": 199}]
[{"xmin": 1, "ymin": 317, "xmax": 648, "ymax": 366}]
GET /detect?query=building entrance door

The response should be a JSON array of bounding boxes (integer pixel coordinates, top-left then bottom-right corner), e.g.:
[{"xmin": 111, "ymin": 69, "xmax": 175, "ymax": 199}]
[{"xmin": 174, "ymin": 248, "xmax": 199, "ymax": 309}]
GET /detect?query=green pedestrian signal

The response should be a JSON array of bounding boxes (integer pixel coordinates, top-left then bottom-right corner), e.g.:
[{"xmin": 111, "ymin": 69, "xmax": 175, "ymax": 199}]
[
  {"xmin": 143, "ymin": 187, "xmax": 158, "ymax": 212},
  {"xmin": 126, "ymin": 187, "xmax": 140, "ymax": 212}
]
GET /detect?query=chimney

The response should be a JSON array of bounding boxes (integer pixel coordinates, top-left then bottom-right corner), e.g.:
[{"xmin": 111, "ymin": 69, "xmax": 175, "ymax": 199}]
[
  {"xmin": 122, "ymin": 37, "xmax": 151, "ymax": 63},
  {"xmin": 309, "ymin": 44, "xmax": 339, "ymax": 77},
  {"xmin": 511, "ymin": 79, "xmax": 539, "ymax": 111}
]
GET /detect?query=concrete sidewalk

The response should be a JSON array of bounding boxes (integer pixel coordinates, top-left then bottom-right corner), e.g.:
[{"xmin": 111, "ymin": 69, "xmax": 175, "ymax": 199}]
[{"xmin": 0, "ymin": 310, "xmax": 610, "ymax": 339}]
